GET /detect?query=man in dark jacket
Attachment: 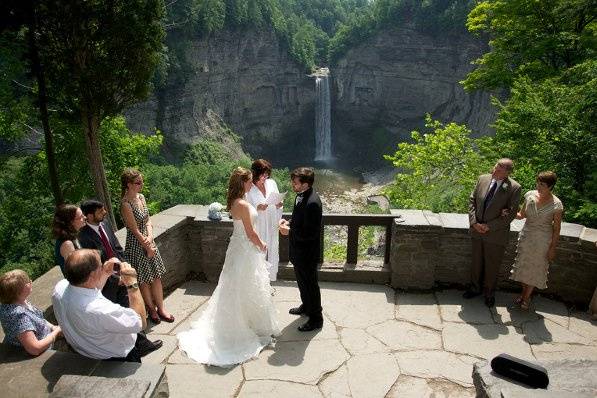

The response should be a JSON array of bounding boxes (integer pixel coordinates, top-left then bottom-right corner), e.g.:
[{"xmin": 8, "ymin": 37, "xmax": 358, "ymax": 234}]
[
  {"xmin": 78, "ymin": 199, "xmax": 162, "ymax": 355},
  {"xmin": 279, "ymin": 167, "xmax": 323, "ymax": 332}
]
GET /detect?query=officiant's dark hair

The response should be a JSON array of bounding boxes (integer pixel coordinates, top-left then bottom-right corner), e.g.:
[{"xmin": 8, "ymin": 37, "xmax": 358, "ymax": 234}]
[
  {"xmin": 227, "ymin": 167, "xmax": 252, "ymax": 210},
  {"xmin": 251, "ymin": 159, "xmax": 272, "ymax": 183},
  {"xmin": 291, "ymin": 167, "xmax": 315, "ymax": 187}
]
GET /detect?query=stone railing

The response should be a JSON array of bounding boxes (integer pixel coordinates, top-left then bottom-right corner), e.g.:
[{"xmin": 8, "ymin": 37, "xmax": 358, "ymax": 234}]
[
  {"xmin": 390, "ymin": 210, "xmax": 597, "ymax": 305},
  {"xmin": 114, "ymin": 205, "xmax": 597, "ymax": 306}
]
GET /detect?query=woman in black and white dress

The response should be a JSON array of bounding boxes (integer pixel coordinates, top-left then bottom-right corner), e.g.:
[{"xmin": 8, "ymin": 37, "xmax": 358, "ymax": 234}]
[{"xmin": 121, "ymin": 168, "xmax": 173, "ymax": 324}]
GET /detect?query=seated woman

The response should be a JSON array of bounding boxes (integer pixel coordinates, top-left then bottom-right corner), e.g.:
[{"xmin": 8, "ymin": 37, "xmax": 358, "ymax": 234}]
[
  {"xmin": 52, "ymin": 204, "xmax": 86, "ymax": 274},
  {"xmin": 0, "ymin": 270, "xmax": 62, "ymax": 356}
]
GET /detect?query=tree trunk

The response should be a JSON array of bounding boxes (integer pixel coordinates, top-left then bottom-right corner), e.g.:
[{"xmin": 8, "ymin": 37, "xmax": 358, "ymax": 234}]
[
  {"xmin": 26, "ymin": 7, "xmax": 63, "ymax": 206},
  {"xmin": 81, "ymin": 110, "xmax": 118, "ymax": 231}
]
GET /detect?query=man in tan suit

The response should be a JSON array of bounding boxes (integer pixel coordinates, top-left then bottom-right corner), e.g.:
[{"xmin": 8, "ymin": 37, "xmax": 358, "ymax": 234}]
[{"xmin": 465, "ymin": 158, "xmax": 521, "ymax": 307}]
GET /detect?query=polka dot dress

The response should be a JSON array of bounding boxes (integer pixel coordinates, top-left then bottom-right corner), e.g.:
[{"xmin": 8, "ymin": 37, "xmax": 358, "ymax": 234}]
[{"xmin": 123, "ymin": 194, "xmax": 166, "ymax": 284}]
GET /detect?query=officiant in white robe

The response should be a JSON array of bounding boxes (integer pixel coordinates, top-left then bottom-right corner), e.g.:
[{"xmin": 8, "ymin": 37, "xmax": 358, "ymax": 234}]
[{"xmin": 246, "ymin": 159, "xmax": 284, "ymax": 281}]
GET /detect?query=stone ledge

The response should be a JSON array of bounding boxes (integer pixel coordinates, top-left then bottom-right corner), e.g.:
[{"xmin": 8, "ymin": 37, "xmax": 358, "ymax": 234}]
[
  {"xmin": 580, "ymin": 227, "xmax": 597, "ymax": 247},
  {"xmin": 277, "ymin": 263, "xmax": 391, "ymax": 285},
  {"xmin": 473, "ymin": 359, "xmax": 597, "ymax": 398},
  {"xmin": 50, "ymin": 375, "xmax": 150, "ymax": 398},
  {"xmin": 0, "ymin": 345, "xmax": 166, "ymax": 398}
]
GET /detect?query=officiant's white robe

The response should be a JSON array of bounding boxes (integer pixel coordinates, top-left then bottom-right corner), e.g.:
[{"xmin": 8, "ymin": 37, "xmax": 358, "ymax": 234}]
[{"xmin": 246, "ymin": 179, "xmax": 282, "ymax": 281}]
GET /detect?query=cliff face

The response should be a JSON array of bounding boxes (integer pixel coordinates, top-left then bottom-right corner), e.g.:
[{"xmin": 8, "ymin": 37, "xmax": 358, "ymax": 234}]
[
  {"xmin": 126, "ymin": 29, "xmax": 315, "ymax": 164},
  {"xmin": 332, "ymin": 27, "xmax": 496, "ymax": 169},
  {"xmin": 126, "ymin": 26, "xmax": 496, "ymax": 170}
]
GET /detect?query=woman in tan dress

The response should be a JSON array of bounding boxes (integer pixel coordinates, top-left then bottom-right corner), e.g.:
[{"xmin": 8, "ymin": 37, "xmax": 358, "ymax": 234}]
[{"xmin": 510, "ymin": 171, "xmax": 563, "ymax": 310}]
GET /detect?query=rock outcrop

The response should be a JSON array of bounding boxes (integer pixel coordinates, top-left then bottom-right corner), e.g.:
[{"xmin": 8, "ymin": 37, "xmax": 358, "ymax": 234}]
[
  {"xmin": 126, "ymin": 26, "xmax": 496, "ymax": 169},
  {"xmin": 126, "ymin": 29, "xmax": 315, "ymax": 163},
  {"xmin": 332, "ymin": 26, "xmax": 497, "ymax": 169}
]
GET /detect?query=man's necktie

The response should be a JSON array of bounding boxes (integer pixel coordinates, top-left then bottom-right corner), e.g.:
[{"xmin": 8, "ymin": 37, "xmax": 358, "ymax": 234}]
[
  {"xmin": 98, "ymin": 225, "xmax": 115, "ymax": 259},
  {"xmin": 482, "ymin": 180, "xmax": 498, "ymax": 221}
]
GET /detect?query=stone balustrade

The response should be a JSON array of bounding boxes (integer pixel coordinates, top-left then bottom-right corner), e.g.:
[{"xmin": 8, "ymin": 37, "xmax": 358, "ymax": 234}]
[
  {"xmin": 116, "ymin": 205, "xmax": 597, "ymax": 306},
  {"xmin": 390, "ymin": 210, "xmax": 597, "ymax": 305}
]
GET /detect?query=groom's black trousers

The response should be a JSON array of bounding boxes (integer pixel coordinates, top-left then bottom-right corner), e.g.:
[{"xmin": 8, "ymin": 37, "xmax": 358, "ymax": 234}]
[{"xmin": 293, "ymin": 259, "xmax": 322, "ymax": 322}]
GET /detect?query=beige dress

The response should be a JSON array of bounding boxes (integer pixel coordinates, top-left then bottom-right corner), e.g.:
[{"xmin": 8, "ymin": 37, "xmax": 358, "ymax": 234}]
[{"xmin": 510, "ymin": 190, "xmax": 563, "ymax": 289}]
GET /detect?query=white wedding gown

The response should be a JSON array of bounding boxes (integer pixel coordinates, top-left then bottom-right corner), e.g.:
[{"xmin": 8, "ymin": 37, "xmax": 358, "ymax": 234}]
[{"xmin": 177, "ymin": 205, "xmax": 279, "ymax": 367}]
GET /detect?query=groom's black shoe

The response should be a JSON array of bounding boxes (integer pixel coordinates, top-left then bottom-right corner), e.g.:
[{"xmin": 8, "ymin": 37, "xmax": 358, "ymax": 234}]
[
  {"xmin": 463, "ymin": 290, "xmax": 482, "ymax": 299},
  {"xmin": 298, "ymin": 319, "xmax": 323, "ymax": 332},
  {"xmin": 289, "ymin": 306, "xmax": 305, "ymax": 315},
  {"xmin": 484, "ymin": 296, "xmax": 496, "ymax": 308}
]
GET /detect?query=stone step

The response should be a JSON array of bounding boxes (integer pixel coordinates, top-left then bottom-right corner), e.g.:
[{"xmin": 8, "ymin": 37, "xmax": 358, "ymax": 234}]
[
  {"xmin": 0, "ymin": 344, "xmax": 166, "ymax": 398},
  {"xmin": 277, "ymin": 262, "xmax": 391, "ymax": 285}
]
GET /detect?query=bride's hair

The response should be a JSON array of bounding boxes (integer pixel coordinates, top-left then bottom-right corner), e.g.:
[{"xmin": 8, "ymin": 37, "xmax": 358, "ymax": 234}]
[{"xmin": 227, "ymin": 167, "xmax": 252, "ymax": 210}]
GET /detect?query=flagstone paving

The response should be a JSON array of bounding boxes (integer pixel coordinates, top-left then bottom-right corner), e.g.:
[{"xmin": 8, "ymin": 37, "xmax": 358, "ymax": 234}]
[{"xmin": 147, "ymin": 281, "xmax": 597, "ymax": 397}]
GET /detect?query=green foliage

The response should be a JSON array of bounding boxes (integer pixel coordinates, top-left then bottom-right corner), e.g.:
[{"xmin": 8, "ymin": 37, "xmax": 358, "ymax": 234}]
[
  {"xmin": 0, "ymin": 116, "xmax": 163, "ymax": 279},
  {"xmin": 0, "ymin": 36, "xmax": 34, "ymax": 142},
  {"xmin": 37, "ymin": 0, "xmax": 166, "ymax": 120},
  {"xmin": 324, "ymin": 240, "xmax": 346, "ymax": 262},
  {"xmin": 491, "ymin": 60, "xmax": 597, "ymax": 226},
  {"xmin": 143, "ymin": 136, "xmax": 249, "ymax": 211},
  {"xmin": 463, "ymin": 0, "xmax": 597, "ymax": 90},
  {"xmin": 0, "ymin": 156, "xmax": 55, "ymax": 280},
  {"xmin": 383, "ymin": 116, "xmax": 493, "ymax": 213},
  {"xmin": 329, "ymin": 0, "xmax": 475, "ymax": 63},
  {"xmin": 160, "ymin": 0, "xmax": 368, "ymax": 72}
]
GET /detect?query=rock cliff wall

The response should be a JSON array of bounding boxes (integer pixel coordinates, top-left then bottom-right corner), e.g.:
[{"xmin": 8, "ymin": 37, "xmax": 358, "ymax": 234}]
[
  {"xmin": 126, "ymin": 27, "xmax": 496, "ymax": 169},
  {"xmin": 332, "ymin": 27, "xmax": 496, "ymax": 169},
  {"xmin": 126, "ymin": 29, "xmax": 315, "ymax": 164}
]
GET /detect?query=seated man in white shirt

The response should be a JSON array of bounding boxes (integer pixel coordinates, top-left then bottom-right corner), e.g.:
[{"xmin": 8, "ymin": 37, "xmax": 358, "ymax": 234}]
[{"xmin": 52, "ymin": 249, "xmax": 147, "ymax": 362}]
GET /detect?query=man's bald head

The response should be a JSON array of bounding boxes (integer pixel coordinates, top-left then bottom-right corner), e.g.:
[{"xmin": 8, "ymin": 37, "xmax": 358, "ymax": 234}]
[
  {"xmin": 64, "ymin": 249, "xmax": 101, "ymax": 286},
  {"xmin": 493, "ymin": 158, "xmax": 514, "ymax": 180}
]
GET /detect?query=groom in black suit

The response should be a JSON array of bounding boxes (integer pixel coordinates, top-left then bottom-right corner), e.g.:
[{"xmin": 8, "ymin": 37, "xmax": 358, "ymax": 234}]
[
  {"xmin": 78, "ymin": 199, "xmax": 162, "ymax": 355},
  {"xmin": 279, "ymin": 167, "xmax": 323, "ymax": 332}
]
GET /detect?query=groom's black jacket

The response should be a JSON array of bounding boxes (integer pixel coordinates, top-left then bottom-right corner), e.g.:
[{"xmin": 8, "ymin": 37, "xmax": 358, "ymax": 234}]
[{"xmin": 289, "ymin": 187, "xmax": 322, "ymax": 265}]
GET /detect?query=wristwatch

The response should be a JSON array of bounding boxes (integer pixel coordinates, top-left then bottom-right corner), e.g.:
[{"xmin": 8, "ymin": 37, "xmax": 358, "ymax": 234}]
[{"xmin": 126, "ymin": 281, "xmax": 139, "ymax": 290}]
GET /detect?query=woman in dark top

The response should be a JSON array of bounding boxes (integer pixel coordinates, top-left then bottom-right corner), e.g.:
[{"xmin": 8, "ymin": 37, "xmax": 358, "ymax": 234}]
[
  {"xmin": 0, "ymin": 269, "xmax": 61, "ymax": 356},
  {"xmin": 52, "ymin": 204, "xmax": 86, "ymax": 274}
]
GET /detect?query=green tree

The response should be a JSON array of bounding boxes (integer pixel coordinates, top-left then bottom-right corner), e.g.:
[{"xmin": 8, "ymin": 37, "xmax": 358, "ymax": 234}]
[
  {"xmin": 36, "ymin": 0, "xmax": 165, "ymax": 229},
  {"xmin": 492, "ymin": 60, "xmax": 597, "ymax": 226},
  {"xmin": 383, "ymin": 116, "xmax": 493, "ymax": 213},
  {"xmin": 0, "ymin": 116, "xmax": 162, "ymax": 279},
  {"xmin": 0, "ymin": 1, "xmax": 64, "ymax": 205},
  {"xmin": 463, "ymin": 0, "xmax": 597, "ymax": 90}
]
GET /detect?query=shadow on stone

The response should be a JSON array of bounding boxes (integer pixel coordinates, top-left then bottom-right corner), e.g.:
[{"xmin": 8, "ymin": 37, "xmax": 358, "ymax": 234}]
[{"xmin": 267, "ymin": 319, "xmax": 315, "ymax": 367}]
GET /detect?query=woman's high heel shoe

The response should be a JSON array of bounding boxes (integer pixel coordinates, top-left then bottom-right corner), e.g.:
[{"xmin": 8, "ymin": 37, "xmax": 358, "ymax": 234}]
[
  {"xmin": 148, "ymin": 309, "xmax": 161, "ymax": 324},
  {"xmin": 158, "ymin": 311, "xmax": 175, "ymax": 323}
]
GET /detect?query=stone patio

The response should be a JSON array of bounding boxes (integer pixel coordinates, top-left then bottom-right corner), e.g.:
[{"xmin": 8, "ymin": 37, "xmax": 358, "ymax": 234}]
[{"xmin": 142, "ymin": 280, "xmax": 597, "ymax": 397}]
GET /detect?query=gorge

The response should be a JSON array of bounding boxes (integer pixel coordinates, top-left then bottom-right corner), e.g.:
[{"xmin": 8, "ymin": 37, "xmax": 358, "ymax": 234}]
[{"xmin": 125, "ymin": 25, "xmax": 496, "ymax": 173}]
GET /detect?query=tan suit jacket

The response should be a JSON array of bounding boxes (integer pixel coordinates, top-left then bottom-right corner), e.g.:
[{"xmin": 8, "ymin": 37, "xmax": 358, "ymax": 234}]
[{"xmin": 469, "ymin": 174, "xmax": 521, "ymax": 246}]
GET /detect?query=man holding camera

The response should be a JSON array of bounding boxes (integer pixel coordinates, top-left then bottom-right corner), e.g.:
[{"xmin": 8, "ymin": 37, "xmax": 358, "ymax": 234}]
[
  {"xmin": 77, "ymin": 199, "xmax": 163, "ymax": 357},
  {"xmin": 53, "ymin": 249, "xmax": 150, "ymax": 362}
]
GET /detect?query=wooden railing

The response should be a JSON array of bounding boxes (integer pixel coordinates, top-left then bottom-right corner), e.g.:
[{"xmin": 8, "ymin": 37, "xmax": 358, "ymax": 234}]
[{"xmin": 280, "ymin": 213, "xmax": 398, "ymax": 266}]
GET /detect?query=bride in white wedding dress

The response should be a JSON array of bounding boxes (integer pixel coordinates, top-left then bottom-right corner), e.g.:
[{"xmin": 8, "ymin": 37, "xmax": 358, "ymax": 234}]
[{"xmin": 177, "ymin": 167, "xmax": 279, "ymax": 367}]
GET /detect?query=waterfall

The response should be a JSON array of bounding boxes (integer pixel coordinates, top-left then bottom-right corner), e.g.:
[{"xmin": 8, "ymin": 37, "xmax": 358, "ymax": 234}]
[{"xmin": 314, "ymin": 70, "xmax": 332, "ymax": 161}]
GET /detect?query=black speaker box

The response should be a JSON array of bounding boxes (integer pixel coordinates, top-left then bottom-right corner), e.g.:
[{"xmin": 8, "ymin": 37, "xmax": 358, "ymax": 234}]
[{"xmin": 490, "ymin": 353, "xmax": 549, "ymax": 389}]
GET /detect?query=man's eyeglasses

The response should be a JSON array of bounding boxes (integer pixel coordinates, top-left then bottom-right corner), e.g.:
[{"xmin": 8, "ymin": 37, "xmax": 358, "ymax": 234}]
[{"xmin": 133, "ymin": 181, "xmax": 143, "ymax": 185}]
